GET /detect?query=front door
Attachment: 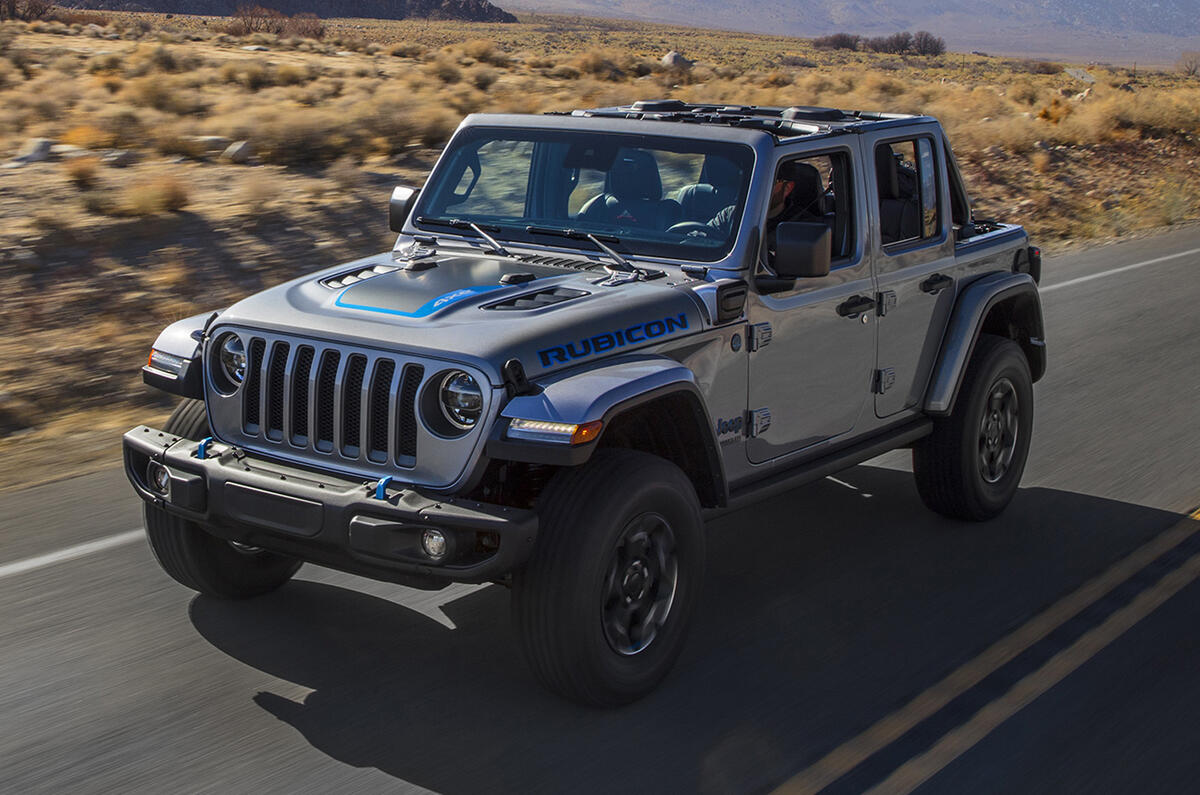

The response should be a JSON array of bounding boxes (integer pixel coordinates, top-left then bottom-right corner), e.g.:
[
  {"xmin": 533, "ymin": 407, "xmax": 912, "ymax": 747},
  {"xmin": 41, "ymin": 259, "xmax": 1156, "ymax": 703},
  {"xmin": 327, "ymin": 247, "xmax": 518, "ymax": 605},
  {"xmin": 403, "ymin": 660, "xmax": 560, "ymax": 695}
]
[{"xmin": 746, "ymin": 147, "xmax": 877, "ymax": 465}]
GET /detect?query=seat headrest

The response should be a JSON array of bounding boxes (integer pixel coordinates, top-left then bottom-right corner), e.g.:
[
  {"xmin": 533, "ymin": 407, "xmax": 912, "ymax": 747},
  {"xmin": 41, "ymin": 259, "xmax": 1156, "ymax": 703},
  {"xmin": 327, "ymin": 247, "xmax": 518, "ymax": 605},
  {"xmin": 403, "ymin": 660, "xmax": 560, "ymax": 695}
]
[
  {"xmin": 607, "ymin": 150, "xmax": 662, "ymax": 201},
  {"xmin": 875, "ymin": 144, "xmax": 900, "ymax": 200},
  {"xmin": 700, "ymin": 155, "xmax": 742, "ymax": 195},
  {"xmin": 780, "ymin": 160, "xmax": 825, "ymax": 216}
]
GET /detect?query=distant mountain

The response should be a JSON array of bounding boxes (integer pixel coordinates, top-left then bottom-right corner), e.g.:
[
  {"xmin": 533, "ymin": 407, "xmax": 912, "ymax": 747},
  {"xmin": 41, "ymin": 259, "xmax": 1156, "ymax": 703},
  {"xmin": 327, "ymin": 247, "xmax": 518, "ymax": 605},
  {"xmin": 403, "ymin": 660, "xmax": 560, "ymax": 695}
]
[
  {"xmin": 510, "ymin": 0, "xmax": 1200, "ymax": 61},
  {"xmin": 65, "ymin": 0, "xmax": 518, "ymax": 23}
]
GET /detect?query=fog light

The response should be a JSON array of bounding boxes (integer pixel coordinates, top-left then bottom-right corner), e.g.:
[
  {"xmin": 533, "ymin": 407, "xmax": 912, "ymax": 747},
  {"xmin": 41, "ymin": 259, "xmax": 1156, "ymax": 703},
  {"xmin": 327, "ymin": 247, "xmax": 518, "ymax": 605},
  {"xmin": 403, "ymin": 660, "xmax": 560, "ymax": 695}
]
[
  {"xmin": 147, "ymin": 461, "xmax": 171, "ymax": 495},
  {"xmin": 421, "ymin": 528, "xmax": 448, "ymax": 560}
]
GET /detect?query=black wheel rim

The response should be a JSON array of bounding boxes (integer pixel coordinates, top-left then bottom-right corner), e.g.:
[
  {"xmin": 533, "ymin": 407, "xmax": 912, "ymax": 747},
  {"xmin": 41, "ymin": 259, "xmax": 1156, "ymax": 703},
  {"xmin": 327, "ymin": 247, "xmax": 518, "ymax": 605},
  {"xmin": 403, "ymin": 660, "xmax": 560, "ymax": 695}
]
[
  {"xmin": 601, "ymin": 512, "xmax": 679, "ymax": 656},
  {"xmin": 979, "ymin": 376, "xmax": 1019, "ymax": 484}
]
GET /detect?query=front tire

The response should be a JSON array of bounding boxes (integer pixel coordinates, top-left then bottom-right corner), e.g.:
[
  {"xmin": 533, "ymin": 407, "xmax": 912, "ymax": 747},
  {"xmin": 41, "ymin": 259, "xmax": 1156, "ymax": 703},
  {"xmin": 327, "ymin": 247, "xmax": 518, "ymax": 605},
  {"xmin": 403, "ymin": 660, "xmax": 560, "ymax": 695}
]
[
  {"xmin": 144, "ymin": 399, "xmax": 301, "ymax": 599},
  {"xmin": 913, "ymin": 334, "xmax": 1034, "ymax": 521},
  {"xmin": 512, "ymin": 450, "xmax": 706, "ymax": 706}
]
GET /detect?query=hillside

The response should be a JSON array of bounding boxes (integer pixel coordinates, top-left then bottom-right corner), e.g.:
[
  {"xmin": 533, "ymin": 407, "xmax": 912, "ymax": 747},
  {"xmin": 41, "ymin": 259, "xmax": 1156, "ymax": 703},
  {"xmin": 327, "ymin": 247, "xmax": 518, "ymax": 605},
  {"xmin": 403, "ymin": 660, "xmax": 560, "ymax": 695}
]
[
  {"xmin": 509, "ymin": 0, "xmax": 1200, "ymax": 61},
  {"xmin": 65, "ymin": 0, "xmax": 518, "ymax": 23}
]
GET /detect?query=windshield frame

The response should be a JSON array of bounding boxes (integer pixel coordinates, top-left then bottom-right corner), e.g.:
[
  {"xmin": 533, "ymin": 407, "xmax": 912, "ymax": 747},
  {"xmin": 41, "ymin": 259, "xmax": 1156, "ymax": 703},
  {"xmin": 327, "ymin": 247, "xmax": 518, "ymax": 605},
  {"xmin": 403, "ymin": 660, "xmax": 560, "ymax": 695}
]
[{"xmin": 410, "ymin": 125, "xmax": 757, "ymax": 264}]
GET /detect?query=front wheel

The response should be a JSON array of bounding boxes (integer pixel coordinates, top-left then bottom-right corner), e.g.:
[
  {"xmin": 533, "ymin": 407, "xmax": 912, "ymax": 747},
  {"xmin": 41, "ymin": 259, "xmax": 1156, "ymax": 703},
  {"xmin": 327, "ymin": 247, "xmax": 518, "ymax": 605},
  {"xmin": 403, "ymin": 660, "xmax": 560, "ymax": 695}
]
[
  {"xmin": 144, "ymin": 399, "xmax": 301, "ymax": 599},
  {"xmin": 512, "ymin": 450, "xmax": 705, "ymax": 706},
  {"xmin": 913, "ymin": 334, "xmax": 1034, "ymax": 521}
]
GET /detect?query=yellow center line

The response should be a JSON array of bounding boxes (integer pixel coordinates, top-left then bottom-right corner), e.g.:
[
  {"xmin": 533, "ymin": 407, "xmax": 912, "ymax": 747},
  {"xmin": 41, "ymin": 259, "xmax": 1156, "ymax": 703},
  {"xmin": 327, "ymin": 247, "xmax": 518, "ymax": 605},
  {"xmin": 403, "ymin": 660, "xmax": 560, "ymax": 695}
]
[
  {"xmin": 775, "ymin": 507, "xmax": 1200, "ymax": 795},
  {"xmin": 869, "ymin": 546, "xmax": 1200, "ymax": 794}
]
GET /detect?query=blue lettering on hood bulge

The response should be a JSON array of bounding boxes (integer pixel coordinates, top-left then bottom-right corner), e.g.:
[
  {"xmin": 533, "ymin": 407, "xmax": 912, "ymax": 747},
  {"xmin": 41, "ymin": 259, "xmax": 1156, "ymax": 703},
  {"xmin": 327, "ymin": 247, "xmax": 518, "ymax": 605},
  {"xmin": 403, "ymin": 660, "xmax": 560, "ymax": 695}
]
[{"xmin": 538, "ymin": 312, "xmax": 690, "ymax": 367}]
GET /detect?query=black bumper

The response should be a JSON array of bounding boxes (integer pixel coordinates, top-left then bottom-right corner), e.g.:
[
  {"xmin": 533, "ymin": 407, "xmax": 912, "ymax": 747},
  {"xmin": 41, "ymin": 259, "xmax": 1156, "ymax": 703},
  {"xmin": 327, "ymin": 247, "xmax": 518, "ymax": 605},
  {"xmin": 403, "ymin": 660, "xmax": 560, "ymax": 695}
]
[{"xmin": 123, "ymin": 425, "xmax": 537, "ymax": 588}]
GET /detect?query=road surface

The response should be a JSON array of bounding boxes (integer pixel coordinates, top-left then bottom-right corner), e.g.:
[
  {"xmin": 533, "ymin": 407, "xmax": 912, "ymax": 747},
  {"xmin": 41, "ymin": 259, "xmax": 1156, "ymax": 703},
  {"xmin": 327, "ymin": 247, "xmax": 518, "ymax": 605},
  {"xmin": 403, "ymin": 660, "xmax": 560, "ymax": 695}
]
[{"xmin": 2, "ymin": 226, "xmax": 1198, "ymax": 794}]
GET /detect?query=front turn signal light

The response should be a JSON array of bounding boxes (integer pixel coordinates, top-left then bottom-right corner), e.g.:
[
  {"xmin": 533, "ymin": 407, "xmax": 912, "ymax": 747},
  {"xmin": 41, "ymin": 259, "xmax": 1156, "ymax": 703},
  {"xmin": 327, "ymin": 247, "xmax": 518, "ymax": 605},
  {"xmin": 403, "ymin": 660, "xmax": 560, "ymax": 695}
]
[{"xmin": 507, "ymin": 418, "xmax": 603, "ymax": 445}]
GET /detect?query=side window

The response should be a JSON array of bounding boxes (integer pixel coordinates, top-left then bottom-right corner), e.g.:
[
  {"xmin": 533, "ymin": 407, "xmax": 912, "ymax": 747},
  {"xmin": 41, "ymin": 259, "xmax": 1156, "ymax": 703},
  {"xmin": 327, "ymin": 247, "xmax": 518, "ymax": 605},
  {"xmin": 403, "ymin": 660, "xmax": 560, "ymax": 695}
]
[
  {"xmin": 763, "ymin": 151, "xmax": 855, "ymax": 269},
  {"xmin": 874, "ymin": 138, "xmax": 940, "ymax": 247},
  {"xmin": 444, "ymin": 139, "xmax": 535, "ymax": 218}
]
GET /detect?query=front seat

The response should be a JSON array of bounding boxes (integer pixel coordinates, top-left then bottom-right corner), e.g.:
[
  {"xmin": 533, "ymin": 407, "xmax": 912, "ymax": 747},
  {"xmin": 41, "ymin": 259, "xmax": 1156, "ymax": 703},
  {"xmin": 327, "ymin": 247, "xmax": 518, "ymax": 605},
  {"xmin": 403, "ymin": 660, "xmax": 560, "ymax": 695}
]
[
  {"xmin": 676, "ymin": 154, "xmax": 743, "ymax": 222},
  {"xmin": 876, "ymin": 145, "xmax": 920, "ymax": 245},
  {"xmin": 578, "ymin": 149, "xmax": 681, "ymax": 230}
]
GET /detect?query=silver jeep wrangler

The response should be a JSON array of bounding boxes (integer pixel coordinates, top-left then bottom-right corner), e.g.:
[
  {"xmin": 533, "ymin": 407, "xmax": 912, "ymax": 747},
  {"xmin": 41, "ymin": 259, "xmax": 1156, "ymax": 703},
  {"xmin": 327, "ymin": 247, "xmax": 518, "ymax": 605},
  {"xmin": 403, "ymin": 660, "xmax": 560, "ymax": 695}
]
[{"xmin": 124, "ymin": 101, "xmax": 1045, "ymax": 705}]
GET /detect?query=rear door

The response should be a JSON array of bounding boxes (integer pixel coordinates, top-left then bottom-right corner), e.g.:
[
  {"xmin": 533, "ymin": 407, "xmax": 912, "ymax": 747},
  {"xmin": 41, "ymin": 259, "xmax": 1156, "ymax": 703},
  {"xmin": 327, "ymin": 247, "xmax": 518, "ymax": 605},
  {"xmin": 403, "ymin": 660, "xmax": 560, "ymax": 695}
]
[{"xmin": 865, "ymin": 130, "xmax": 957, "ymax": 417}]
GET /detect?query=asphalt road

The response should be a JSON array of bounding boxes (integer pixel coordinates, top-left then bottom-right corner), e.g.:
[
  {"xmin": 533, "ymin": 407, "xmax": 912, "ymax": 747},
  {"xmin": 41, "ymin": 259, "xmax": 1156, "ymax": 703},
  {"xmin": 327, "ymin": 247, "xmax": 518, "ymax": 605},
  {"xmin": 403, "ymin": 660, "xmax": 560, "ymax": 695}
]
[{"xmin": 2, "ymin": 226, "xmax": 1199, "ymax": 794}]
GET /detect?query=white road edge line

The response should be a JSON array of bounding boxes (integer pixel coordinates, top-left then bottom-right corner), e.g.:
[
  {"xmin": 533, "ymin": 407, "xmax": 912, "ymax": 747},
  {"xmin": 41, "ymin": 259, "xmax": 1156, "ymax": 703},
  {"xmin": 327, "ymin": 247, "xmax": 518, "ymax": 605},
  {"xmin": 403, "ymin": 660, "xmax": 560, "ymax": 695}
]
[
  {"xmin": 1041, "ymin": 246, "xmax": 1200, "ymax": 293},
  {"xmin": 0, "ymin": 529, "xmax": 143, "ymax": 580}
]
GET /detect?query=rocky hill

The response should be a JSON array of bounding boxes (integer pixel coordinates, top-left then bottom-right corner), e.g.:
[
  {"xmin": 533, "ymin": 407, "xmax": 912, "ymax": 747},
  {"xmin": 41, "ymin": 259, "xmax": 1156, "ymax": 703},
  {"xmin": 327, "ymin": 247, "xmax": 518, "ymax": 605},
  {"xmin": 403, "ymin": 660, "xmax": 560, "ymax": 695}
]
[{"xmin": 63, "ymin": 0, "xmax": 518, "ymax": 23}]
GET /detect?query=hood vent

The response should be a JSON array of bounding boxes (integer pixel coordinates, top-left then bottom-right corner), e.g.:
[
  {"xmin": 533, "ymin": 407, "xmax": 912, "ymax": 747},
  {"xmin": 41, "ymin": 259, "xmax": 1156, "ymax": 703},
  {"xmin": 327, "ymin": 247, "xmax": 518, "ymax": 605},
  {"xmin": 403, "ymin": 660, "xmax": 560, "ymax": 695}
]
[
  {"xmin": 321, "ymin": 263, "xmax": 399, "ymax": 289},
  {"xmin": 484, "ymin": 287, "xmax": 588, "ymax": 311},
  {"xmin": 520, "ymin": 254, "xmax": 596, "ymax": 270}
]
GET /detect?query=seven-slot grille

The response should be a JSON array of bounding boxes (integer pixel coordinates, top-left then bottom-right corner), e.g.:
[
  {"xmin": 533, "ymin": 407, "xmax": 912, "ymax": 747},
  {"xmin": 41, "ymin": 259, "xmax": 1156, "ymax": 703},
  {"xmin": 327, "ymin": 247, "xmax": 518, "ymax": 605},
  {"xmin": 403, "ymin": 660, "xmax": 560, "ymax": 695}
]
[{"xmin": 236, "ymin": 336, "xmax": 424, "ymax": 468}]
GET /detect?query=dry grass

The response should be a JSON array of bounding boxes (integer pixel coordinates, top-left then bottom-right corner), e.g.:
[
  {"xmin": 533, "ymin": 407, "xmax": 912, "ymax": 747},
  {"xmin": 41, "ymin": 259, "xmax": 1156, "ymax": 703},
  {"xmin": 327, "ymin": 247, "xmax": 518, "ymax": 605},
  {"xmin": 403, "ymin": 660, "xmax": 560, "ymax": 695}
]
[{"xmin": 122, "ymin": 175, "xmax": 189, "ymax": 215}]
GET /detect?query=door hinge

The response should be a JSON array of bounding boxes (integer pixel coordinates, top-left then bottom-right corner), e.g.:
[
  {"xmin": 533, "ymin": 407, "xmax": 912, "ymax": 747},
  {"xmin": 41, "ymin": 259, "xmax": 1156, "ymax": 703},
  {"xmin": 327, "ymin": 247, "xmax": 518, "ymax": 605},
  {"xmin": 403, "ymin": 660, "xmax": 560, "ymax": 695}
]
[
  {"xmin": 748, "ymin": 322, "xmax": 772, "ymax": 351},
  {"xmin": 877, "ymin": 290, "xmax": 897, "ymax": 316},
  {"xmin": 873, "ymin": 368, "xmax": 896, "ymax": 394},
  {"xmin": 747, "ymin": 407, "xmax": 772, "ymax": 437}
]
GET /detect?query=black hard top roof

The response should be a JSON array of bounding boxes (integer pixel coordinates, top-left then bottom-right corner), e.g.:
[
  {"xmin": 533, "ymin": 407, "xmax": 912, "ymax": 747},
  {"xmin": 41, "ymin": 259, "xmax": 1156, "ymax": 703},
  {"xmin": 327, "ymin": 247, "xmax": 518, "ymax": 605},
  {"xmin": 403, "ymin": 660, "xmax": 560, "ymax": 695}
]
[{"xmin": 561, "ymin": 99, "xmax": 936, "ymax": 140}]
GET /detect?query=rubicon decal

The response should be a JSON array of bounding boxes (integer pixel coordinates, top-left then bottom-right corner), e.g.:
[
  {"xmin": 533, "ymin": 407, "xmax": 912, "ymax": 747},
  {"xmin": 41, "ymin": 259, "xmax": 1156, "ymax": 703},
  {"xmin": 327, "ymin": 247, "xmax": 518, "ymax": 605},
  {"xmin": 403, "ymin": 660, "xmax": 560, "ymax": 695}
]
[{"xmin": 538, "ymin": 313, "xmax": 689, "ymax": 367}]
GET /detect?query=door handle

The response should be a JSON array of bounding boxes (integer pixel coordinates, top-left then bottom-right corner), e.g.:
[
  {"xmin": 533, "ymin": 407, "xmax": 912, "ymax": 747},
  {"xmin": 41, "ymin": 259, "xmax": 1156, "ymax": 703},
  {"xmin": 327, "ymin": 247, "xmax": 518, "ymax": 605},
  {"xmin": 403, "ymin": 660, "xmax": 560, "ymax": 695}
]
[
  {"xmin": 921, "ymin": 273, "xmax": 953, "ymax": 294},
  {"xmin": 837, "ymin": 295, "xmax": 876, "ymax": 317}
]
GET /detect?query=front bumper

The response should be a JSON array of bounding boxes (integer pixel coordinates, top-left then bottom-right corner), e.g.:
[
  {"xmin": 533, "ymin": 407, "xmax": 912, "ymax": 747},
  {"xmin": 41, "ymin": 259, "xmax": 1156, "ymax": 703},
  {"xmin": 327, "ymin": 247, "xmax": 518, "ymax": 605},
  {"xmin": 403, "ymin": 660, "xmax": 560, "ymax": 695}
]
[{"xmin": 123, "ymin": 425, "xmax": 537, "ymax": 588}]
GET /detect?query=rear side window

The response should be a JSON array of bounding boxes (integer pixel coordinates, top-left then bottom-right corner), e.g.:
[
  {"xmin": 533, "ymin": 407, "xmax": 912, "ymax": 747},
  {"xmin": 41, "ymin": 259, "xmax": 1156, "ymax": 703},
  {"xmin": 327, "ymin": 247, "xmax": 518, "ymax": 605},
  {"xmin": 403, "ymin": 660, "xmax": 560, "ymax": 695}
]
[{"xmin": 874, "ymin": 138, "xmax": 940, "ymax": 247}]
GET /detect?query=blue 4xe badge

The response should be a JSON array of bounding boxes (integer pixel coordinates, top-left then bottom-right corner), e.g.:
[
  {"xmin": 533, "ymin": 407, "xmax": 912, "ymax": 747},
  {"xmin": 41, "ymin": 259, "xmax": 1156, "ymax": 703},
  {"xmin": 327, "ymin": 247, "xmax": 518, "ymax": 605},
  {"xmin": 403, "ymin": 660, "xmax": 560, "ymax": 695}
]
[{"xmin": 537, "ymin": 312, "xmax": 689, "ymax": 367}]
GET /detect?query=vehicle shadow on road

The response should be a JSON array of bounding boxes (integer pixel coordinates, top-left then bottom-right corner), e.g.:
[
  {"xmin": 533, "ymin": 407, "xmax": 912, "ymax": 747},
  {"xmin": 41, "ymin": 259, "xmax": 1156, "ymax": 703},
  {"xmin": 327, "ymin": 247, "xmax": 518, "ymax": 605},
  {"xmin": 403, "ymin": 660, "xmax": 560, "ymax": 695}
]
[{"xmin": 189, "ymin": 464, "xmax": 1182, "ymax": 794}]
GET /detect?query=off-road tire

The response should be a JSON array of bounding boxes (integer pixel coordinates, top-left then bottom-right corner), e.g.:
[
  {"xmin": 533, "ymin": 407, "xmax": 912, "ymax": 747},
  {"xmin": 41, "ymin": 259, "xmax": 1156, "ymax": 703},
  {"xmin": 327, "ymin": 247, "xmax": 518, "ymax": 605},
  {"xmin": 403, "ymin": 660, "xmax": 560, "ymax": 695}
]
[
  {"xmin": 913, "ymin": 334, "xmax": 1034, "ymax": 521},
  {"xmin": 144, "ymin": 399, "xmax": 301, "ymax": 598},
  {"xmin": 512, "ymin": 449, "xmax": 706, "ymax": 706}
]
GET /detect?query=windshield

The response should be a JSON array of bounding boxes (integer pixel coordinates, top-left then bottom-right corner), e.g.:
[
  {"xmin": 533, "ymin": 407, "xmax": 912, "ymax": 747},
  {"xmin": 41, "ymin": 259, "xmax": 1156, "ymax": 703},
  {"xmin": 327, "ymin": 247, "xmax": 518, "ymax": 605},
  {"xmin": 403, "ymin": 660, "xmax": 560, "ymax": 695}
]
[{"xmin": 411, "ymin": 127, "xmax": 755, "ymax": 262}]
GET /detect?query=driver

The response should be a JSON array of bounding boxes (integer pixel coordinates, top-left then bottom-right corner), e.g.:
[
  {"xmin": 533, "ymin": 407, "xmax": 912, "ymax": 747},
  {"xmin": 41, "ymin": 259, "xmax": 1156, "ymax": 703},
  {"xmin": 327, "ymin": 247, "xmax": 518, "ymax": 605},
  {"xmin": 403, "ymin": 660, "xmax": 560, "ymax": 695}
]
[{"xmin": 706, "ymin": 160, "xmax": 825, "ymax": 257}]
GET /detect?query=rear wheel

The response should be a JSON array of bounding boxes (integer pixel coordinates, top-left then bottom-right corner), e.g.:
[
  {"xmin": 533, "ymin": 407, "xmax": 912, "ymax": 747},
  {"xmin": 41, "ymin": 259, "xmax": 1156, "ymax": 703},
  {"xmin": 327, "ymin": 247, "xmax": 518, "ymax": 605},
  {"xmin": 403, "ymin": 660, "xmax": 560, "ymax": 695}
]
[
  {"xmin": 512, "ymin": 449, "xmax": 705, "ymax": 706},
  {"xmin": 144, "ymin": 399, "xmax": 300, "ymax": 598},
  {"xmin": 913, "ymin": 334, "xmax": 1034, "ymax": 521}
]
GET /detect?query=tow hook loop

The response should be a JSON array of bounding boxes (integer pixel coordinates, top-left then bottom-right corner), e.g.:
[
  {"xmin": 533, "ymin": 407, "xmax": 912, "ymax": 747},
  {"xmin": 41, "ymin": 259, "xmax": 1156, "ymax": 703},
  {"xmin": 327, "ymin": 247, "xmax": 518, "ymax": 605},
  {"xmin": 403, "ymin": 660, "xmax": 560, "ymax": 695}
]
[
  {"xmin": 197, "ymin": 437, "xmax": 214, "ymax": 460},
  {"xmin": 374, "ymin": 476, "xmax": 394, "ymax": 501}
]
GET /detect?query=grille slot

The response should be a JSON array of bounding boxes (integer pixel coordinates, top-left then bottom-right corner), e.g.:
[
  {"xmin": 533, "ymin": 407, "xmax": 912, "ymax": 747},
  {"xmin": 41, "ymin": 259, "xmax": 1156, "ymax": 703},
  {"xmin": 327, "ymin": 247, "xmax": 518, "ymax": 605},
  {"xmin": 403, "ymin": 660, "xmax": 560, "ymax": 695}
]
[
  {"xmin": 315, "ymin": 350, "xmax": 340, "ymax": 452},
  {"xmin": 243, "ymin": 338, "xmax": 266, "ymax": 433},
  {"xmin": 341, "ymin": 355, "xmax": 367, "ymax": 457},
  {"xmin": 368, "ymin": 360, "xmax": 395, "ymax": 463},
  {"xmin": 396, "ymin": 364, "xmax": 423, "ymax": 465},
  {"xmin": 291, "ymin": 346, "xmax": 314, "ymax": 445},
  {"xmin": 265, "ymin": 341, "xmax": 290, "ymax": 440}
]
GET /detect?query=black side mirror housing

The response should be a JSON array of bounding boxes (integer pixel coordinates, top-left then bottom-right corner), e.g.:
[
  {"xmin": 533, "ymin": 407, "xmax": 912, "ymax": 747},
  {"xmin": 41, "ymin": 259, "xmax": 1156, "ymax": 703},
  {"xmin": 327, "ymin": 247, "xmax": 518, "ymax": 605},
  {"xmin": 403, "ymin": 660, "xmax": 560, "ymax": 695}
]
[
  {"xmin": 389, "ymin": 185, "xmax": 420, "ymax": 232},
  {"xmin": 773, "ymin": 222, "xmax": 831, "ymax": 278}
]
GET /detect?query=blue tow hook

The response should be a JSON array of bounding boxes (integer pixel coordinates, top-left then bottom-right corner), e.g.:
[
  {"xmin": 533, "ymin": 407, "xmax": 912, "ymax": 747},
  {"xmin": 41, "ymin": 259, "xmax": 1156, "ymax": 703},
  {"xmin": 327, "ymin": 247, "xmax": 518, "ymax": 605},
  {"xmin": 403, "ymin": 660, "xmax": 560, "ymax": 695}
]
[
  {"xmin": 374, "ymin": 476, "xmax": 394, "ymax": 500},
  {"xmin": 197, "ymin": 437, "xmax": 214, "ymax": 460}
]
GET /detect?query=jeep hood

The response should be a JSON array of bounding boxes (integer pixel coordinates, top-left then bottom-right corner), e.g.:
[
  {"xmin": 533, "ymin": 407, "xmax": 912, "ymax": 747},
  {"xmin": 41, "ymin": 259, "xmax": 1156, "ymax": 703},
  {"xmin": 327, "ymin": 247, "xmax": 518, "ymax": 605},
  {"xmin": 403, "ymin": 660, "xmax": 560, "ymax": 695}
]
[{"xmin": 213, "ymin": 250, "xmax": 708, "ymax": 384}]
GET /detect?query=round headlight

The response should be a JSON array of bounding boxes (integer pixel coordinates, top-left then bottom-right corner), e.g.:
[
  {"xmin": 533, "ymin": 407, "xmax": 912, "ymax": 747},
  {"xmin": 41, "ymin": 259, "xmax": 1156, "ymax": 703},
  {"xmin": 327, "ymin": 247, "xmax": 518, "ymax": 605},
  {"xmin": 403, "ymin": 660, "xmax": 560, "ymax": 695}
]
[
  {"xmin": 439, "ymin": 371, "xmax": 482, "ymax": 430},
  {"xmin": 218, "ymin": 334, "xmax": 247, "ymax": 385}
]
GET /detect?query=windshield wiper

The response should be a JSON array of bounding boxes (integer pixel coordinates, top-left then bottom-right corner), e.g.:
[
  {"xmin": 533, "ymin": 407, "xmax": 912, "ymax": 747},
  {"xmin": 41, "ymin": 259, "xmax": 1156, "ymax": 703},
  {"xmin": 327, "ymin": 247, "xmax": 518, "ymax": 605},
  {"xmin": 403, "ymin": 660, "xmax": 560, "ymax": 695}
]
[
  {"xmin": 416, "ymin": 217, "xmax": 511, "ymax": 257},
  {"xmin": 525, "ymin": 225, "xmax": 640, "ymax": 277}
]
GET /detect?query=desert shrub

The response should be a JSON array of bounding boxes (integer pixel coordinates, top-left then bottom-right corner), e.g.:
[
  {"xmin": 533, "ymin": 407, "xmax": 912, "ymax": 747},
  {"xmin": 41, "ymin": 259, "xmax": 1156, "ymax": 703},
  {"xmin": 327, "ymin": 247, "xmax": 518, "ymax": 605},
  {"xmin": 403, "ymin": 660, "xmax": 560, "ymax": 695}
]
[
  {"xmin": 812, "ymin": 33, "xmax": 860, "ymax": 51},
  {"xmin": 573, "ymin": 49, "xmax": 625, "ymax": 81},
  {"xmin": 153, "ymin": 128, "xmax": 209, "ymax": 159},
  {"xmin": 283, "ymin": 13, "xmax": 323, "ymax": 40},
  {"xmin": 760, "ymin": 70, "xmax": 792, "ymax": 88},
  {"xmin": 419, "ymin": 111, "xmax": 457, "ymax": 148},
  {"xmin": 866, "ymin": 31, "xmax": 913, "ymax": 54},
  {"xmin": 124, "ymin": 76, "xmax": 207, "ymax": 115},
  {"xmin": 123, "ymin": 175, "xmax": 189, "ymax": 215},
  {"xmin": 459, "ymin": 39, "xmax": 508, "ymax": 67},
  {"xmin": 61, "ymin": 124, "xmax": 115, "ymax": 149},
  {"xmin": 389, "ymin": 42, "xmax": 424, "ymax": 58},
  {"xmin": 1037, "ymin": 97, "xmax": 1071, "ymax": 124},
  {"xmin": 0, "ymin": 58, "xmax": 14, "ymax": 89},
  {"xmin": 1030, "ymin": 149, "xmax": 1052, "ymax": 174},
  {"xmin": 94, "ymin": 107, "xmax": 145, "ymax": 147},
  {"xmin": 470, "ymin": 66, "xmax": 498, "ymax": 90},
  {"xmin": 1009, "ymin": 81, "xmax": 1041, "ymax": 106},
  {"xmin": 525, "ymin": 55, "xmax": 554, "ymax": 69},
  {"xmin": 912, "ymin": 31, "xmax": 945, "ymax": 56},
  {"xmin": 325, "ymin": 155, "xmax": 362, "ymax": 189},
  {"xmin": 1178, "ymin": 52, "xmax": 1200, "ymax": 78},
  {"xmin": 86, "ymin": 52, "xmax": 123, "ymax": 74},
  {"xmin": 427, "ymin": 55, "xmax": 461, "ymax": 84},
  {"xmin": 779, "ymin": 55, "xmax": 817, "ymax": 68},
  {"xmin": 548, "ymin": 64, "xmax": 580, "ymax": 80},
  {"xmin": 64, "ymin": 156, "xmax": 99, "ymax": 189}
]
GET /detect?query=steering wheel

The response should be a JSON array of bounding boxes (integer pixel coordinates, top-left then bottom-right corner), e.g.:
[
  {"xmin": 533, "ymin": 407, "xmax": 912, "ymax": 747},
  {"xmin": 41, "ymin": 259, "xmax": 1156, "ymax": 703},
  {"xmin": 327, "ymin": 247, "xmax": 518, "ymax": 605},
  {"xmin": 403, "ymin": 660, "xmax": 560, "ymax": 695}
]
[{"xmin": 667, "ymin": 221, "xmax": 712, "ymax": 237}]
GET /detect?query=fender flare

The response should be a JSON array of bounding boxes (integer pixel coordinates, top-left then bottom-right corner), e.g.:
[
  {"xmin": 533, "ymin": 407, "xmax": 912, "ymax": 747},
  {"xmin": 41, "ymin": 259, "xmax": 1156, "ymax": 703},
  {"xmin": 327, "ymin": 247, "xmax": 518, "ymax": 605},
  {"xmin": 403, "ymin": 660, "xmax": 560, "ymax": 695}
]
[
  {"xmin": 143, "ymin": 311, "xmax": 221, "ymax": 399},
  {"xmin": 485, "ymin": 355, "xmax": 727, "ymax": 504},
  {"xmin": 924, "ymin": 272, "xmax": 1045, "ymax": 416}
]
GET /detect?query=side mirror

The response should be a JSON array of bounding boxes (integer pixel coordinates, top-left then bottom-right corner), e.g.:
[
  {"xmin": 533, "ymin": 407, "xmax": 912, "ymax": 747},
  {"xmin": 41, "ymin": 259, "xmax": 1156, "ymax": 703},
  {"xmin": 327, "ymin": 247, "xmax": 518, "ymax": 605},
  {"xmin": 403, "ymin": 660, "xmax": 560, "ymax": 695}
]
[
  {"xmin": 773, "ymin": 222, "xmax": 831, "ymax": 278},
  {"xmin": 389, "ymin": 185, "xmax": 420, "ymax": 232}
]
